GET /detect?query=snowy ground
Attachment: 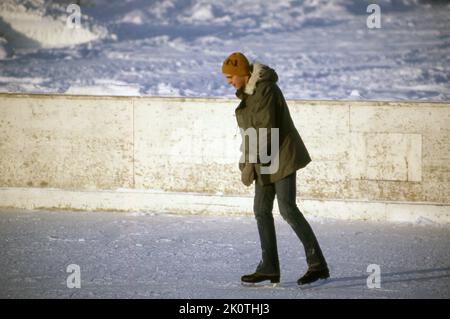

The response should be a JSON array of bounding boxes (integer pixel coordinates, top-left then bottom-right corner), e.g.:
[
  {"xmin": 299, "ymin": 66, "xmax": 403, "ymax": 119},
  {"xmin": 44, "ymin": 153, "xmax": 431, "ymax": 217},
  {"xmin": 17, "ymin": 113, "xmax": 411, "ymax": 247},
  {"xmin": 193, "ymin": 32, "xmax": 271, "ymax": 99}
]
[
  {"xmin": 0, "ymin": 0, "xmax": 449, "ymax": 100},
  {"xmin": 0, "ymin": 208, "xmax": 449, "ymax": 299}
]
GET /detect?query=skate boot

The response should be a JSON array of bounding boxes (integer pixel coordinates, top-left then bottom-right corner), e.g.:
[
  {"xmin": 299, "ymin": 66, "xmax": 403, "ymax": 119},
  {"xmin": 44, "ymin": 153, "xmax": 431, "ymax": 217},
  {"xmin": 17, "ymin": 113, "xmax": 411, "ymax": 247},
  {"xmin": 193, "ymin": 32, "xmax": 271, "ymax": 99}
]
[
  {"xmin": 297, "ymin": 267, "xmax": 330, "ymax": 285},
  {"xmin": 241, "ymin": 272, "xmax": 280, "ymax": 284}
]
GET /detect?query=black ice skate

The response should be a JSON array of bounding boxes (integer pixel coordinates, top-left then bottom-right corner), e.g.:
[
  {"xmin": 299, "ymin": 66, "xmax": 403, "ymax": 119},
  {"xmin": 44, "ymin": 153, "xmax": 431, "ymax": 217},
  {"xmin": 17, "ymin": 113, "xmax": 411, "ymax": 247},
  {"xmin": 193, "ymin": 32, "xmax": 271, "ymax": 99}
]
[
  {"xmin": 241, "ymin": 272, "xmax": 280, "ymax": 284},
  {"xmin": 297, "ymin": 267, "xmax": 330, "ymax": 285}
]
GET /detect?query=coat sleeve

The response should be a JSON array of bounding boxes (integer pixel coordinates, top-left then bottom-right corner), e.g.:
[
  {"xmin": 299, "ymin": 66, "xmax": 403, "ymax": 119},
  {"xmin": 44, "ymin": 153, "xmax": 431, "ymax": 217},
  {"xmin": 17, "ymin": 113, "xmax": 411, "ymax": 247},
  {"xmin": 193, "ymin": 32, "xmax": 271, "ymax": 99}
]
[{"xmin": 253, "ymin": 84, "xmax": 278, "ymax": 166}]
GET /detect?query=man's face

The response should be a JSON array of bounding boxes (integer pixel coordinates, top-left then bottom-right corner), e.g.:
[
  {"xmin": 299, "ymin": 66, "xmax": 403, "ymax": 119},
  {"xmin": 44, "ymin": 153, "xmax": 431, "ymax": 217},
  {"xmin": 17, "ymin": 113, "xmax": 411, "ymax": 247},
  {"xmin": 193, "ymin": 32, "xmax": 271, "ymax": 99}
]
[{"xmin": 224, "ymin": 73, "xmax": 248, "ymax": 90}]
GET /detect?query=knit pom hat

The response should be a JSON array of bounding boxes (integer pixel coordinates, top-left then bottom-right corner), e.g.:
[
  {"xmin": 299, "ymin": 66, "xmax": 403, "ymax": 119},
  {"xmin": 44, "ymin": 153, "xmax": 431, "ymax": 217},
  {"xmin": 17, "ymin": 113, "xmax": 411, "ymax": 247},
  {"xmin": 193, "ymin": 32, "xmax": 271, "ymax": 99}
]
[{"xmin": 221, "ymin": 52, "xmax": 250, "ymax": 76}]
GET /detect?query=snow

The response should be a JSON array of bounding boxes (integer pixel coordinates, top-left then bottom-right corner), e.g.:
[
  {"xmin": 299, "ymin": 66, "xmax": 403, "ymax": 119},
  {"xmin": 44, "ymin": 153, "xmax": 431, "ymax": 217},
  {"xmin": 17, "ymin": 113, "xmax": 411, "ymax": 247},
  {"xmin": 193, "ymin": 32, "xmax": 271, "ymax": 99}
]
[
  {"xmin": 0, "ymin": 208, "xmax": 449, "ymax": 299},
  {"xmin": 65, "ymin": 79, "xmax": 141, "ymax": 96},
  {"xmin": 0, "ymin": 0, "xmax": 107, "ymax": 50},
  {"xmin": 0, "ymin": 37, "xmax": 8, "ymax": 59},
  {"xmin": 0, "ymin": 0, "xmax": 449, "ymax": 100},
  {"xmin": 120, "ymin": 11, "xmax": 145, "ymax": 25},
  {"xmin": 185, "ymin": 3, "xmax": 215, "ymax": 23},
  {"xmin": 350, "ymin": 89, "xmax": 362, "ymax": 98}
]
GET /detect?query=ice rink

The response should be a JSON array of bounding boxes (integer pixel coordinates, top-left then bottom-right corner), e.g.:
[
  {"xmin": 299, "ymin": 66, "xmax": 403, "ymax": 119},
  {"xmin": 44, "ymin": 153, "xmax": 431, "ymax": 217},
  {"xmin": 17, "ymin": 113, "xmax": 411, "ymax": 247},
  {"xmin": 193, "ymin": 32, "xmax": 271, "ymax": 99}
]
[{"xmin": 0, "ymin": 208, "xmax": 449, "ymax": 299}]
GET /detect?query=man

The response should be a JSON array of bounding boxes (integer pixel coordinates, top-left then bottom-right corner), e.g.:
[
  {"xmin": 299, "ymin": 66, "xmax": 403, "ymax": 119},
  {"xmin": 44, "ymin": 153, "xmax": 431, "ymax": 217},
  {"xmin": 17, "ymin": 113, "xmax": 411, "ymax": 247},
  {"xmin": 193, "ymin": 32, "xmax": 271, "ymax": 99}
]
[{"xmin": 221, "ymin": 52, "xmax": 330, "ymax": 285}]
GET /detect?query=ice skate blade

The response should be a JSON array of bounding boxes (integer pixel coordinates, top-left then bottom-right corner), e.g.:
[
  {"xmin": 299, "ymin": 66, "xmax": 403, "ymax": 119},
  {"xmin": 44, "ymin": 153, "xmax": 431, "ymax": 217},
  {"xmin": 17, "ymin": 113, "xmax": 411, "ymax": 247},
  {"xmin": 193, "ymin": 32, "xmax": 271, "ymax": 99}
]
[
  {"xmin": 241, "ymin": 282, "xmax": 279, "ymax": 288},
  {"xmin": 298, "ymin": 278, "xmax": 330, "ymax": 289}
]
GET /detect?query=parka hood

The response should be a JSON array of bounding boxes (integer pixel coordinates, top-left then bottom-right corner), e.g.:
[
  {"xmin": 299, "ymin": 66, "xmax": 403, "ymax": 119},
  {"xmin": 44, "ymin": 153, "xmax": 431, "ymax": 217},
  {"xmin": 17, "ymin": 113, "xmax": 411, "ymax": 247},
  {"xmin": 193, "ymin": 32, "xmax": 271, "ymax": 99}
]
[{"xmin": 236, "ymin": 62, "xmax": 278, "ymax": 99}]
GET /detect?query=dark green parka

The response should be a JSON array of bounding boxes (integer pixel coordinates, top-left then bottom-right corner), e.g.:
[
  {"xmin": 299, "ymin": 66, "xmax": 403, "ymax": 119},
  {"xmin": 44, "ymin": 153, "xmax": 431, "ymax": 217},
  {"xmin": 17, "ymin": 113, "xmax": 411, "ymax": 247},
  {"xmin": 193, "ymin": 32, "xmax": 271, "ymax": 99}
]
[{"xmin": 235, "ymin": 63, "xmax": 311, "ymax": 185}]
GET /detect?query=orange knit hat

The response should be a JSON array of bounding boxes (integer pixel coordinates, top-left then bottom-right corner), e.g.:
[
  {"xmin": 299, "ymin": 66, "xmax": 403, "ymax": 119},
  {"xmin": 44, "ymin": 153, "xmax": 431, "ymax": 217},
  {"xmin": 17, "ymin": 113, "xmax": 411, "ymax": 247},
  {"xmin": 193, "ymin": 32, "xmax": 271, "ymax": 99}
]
[{"xmin": 221, "ymin": 52, "xmax": 250, "ymax": 76}]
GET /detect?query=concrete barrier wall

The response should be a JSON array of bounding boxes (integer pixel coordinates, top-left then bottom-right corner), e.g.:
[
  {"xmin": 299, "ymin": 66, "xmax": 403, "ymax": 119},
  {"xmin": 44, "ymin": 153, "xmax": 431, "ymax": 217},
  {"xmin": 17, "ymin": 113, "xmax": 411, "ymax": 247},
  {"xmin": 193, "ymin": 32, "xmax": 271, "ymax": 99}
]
[{"xmin": 1, "ymin": 93, "xmax": 449, "ymax": 222}]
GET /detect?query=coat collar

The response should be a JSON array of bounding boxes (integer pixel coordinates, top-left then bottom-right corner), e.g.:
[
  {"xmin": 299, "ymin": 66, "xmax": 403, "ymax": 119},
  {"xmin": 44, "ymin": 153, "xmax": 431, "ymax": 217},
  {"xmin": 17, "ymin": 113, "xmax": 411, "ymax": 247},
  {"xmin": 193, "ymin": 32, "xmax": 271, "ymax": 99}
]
[
  {"xmin": 235, "ymin": 62, "xmax": 264, "ymax": 100},
  {"xmin": 244, "ymin": 62, "xmax": 264, "ymax": 95}
]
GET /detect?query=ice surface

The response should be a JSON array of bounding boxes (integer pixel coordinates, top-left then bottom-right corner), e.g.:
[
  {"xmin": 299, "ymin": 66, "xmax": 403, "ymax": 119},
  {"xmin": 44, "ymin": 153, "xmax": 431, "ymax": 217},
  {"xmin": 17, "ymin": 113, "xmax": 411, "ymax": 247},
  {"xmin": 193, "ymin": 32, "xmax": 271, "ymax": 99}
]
[{"xmin": 0, "ymin": 208, "xmax": 449, "ymax": 299}]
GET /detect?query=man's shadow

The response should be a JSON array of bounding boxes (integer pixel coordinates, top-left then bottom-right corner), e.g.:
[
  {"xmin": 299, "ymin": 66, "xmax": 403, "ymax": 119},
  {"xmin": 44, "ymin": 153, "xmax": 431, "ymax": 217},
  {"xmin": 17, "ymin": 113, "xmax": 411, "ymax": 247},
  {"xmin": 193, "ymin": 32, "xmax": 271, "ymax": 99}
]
[{"xmin": 282, "ymin": 266, "xmax": 450, "ymax": 290}]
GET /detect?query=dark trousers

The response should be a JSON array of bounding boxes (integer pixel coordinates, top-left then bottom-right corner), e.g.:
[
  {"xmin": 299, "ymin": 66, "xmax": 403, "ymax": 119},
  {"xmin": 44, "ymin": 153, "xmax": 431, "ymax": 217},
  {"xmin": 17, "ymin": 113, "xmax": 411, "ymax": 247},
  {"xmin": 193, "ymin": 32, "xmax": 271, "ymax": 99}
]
[{"xmin": 253, "ymin": 171, "xmax": 327, "ymax": 275}]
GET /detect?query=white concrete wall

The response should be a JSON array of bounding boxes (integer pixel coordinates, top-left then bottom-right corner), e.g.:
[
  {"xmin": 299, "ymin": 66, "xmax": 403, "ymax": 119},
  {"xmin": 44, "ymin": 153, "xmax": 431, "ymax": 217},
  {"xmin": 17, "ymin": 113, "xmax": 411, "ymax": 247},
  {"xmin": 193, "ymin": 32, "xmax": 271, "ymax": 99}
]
[{"xmin": 1, "ymin": 93, "xmax": 449, "ymax": 222}]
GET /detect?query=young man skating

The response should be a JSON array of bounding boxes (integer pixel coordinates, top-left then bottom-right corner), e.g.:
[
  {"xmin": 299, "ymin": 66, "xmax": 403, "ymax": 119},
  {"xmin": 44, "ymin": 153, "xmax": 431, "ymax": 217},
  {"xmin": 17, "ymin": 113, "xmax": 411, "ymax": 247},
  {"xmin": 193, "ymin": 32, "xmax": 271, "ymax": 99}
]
[{"xmin": 221, "ymin": 52, "xmax": 330, "ymax": 285}]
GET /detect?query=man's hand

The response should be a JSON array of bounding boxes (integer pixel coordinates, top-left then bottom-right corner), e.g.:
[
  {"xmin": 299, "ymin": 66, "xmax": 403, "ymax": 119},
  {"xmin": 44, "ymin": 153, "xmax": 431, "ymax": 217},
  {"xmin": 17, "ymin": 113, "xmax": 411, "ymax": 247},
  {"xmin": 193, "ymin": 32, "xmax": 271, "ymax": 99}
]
[
  {"xmin": 239, "ymin": 162, "xmax": 245, "ymax": 172},
  {"xmin": 241, "ymin": 163, "xmax": 255, "ymax": 187}
]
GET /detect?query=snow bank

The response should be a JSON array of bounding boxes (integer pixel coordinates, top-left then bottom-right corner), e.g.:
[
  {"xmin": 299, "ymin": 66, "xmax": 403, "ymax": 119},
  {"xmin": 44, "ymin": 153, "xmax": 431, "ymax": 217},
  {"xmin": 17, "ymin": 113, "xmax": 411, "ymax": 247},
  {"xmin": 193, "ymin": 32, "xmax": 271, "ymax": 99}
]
[
  {"xmin": 0, "ymin": 0, "xmax": 106, "ymax": 50},
  {"xmin": 120, "ymin": 10, "xmax": 145, "ymax": 25},
  {"xmin": 65, "ymin": 79, "xmax": 141, "ymax": 96},
  {"xmin": 0, "ymin": 0, "xmax": 448, "ymax": 100},
  {"xmin": 0, "ymin": 37, "xmax": 8, "ymax": 59}
]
